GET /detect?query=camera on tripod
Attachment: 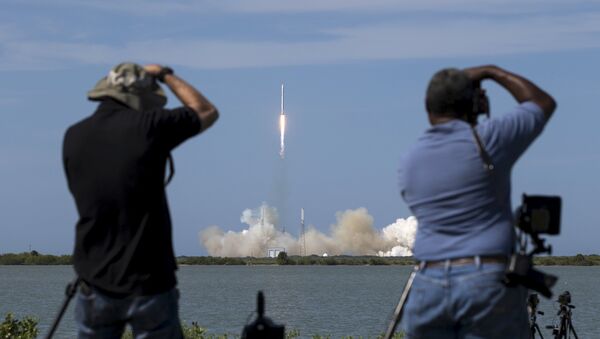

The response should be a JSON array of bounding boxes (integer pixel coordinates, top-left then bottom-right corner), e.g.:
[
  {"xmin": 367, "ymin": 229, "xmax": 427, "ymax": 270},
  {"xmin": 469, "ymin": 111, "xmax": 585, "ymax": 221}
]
[
  {"xmin": 545, "ymin": 291, "xmax": 579, "ymax": 339},
  {"xmin": 527, "ymin": 293, "xmax": 547, "ymax": 339},
  {"xmin": 242, "ymin": 291, "xmax": 285, "ymax": 339},
  {"xmin": 528, "ymin": 293, "xmax": 540, "ymax": 310},
  {"xmin": 557, "ymin": 291, "xmax": 571, "ymax": 306},
  {"xmin": 516, "ymin": 194, "xmax": 561, "ymax": 236},
  {"xmin": 504, "ymin": 194, "xmax": 561, "ymax": 298}
]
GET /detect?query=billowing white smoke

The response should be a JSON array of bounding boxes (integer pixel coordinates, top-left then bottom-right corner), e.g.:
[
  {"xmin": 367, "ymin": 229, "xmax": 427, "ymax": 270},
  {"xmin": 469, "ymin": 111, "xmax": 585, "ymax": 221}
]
[
  {"xmin": 377, "ymin": 217, "xmax": 418, "ymax": 257},
  {"xmin": 200, "ymin": 203, "xmax": 418, "ymax": 257}
]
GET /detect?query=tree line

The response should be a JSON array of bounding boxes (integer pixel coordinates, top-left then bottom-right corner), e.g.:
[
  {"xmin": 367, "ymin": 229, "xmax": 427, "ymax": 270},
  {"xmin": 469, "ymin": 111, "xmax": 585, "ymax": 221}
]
[{"xmin": 1, "ymin": 251, "xmax": 599, "ymax": 266}]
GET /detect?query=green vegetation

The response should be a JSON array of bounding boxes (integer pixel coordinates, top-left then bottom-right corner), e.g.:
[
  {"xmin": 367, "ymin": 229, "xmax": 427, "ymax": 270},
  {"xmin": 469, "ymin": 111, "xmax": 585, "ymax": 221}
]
[
  {"xmin": 178, "ymin": 256, "xmax": 248, "ymax": 265},
  {"xmin": 0, "ymin": 251, "xmax": 71, "ymax": 265},
  {"xmin": 0, "ymin": 313, "xmax": 38, "ymax": 339},
  {"xmin": 121, "ymin": 322, "xmax": 219, "ymax": 339},
  {"xmin": 276, "ymin": 251, "xmax": 291, "ymax": 265},
  {"xmin": 308, "ymin": 335, "xmax": 403, "ymax": 339},
  {"xmin": 200, "ymin": 253, "xmax": 597, "ymax": 266},
  {"xmin": 534, "ymin": 254, "xmax": 600, "ymax": 266},
  {"xmin": 179, "ymin": 255, "xmax": 415, "ymax": 266},
  {"xmin": 123, "ymin": 325, "xmax": 321, "ymax": 339},
  {"xmin": 0, "ymin": 314, "xmax": 401, "ymax": 339},
  {"xmin": 2, "ymin": 251, "xmax": 600, "ymax": 266},
  {"xmin": 309, "ymin": 335, "xmax": 403, "ymax": 339},
  {"xmin": 128, "ymin": 327, "xmax": 404, "ymax": 339}
]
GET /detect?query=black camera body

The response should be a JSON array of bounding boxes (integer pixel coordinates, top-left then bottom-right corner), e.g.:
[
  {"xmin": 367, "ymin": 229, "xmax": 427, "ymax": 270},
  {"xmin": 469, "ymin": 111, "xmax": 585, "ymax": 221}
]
[
  {"xmin": 516, "ymin": 194, "xmax": 561, "ymax": 235},
  {"xmin": 242, "ymin": 291, "xmax": 285, "ymax": 339},
  {"xmin": 558, "ymin": 291, "xmax": 571, "ymax": 306},
  {"xmin": 467, "ymin": 83, "xmax": 490, "ymax": 125},
  {"xmin": 527, "ymin": 293, "xmax": 540, "ymax": 309},
  {"xmin": 504, "ymin": 194, "xmax": 562, "ymax": 298}
]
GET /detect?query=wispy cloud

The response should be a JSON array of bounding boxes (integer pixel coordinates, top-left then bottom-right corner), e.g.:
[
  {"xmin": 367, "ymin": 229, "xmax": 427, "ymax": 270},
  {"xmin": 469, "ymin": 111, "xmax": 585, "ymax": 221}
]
[
  {"xmin": 2, "ymin": 11, "xmax": 600, "ymax": 71},
  {"xmin": 10, "ymin": 0, "xmax": 600, "ymax": 15},
  {"xmin": 2, "ymin": 1, "xmax": 600, "ymax": 70},
  {"xmin": 217, "ymin": 0, "xmax": 600, "ymax": 14}
]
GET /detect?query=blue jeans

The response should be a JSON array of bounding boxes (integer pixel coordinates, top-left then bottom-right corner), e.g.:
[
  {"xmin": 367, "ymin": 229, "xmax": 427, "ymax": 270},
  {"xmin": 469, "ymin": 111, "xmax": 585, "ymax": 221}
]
[
  {"xmin": 402, "ymin": 261, "xmax": 529, "ymax": 339},
  {"xmin": 75, "ymin": 285, "xmax": 183, "ymax": 339}
]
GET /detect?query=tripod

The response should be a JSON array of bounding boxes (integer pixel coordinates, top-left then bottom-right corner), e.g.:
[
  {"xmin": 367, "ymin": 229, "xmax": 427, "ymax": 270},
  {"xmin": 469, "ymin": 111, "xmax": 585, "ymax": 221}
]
[
  {"xmin": 383, "ymin": 269, "xmax": 417, "ymax": 339},
  {"xmin": 45, "ymin": 277, "xmax": 80, "ymax": 339},
  {"xmin": 546, "ymin": 303, "xmax": 578, "ymax": 339},
  {"xmin": 528, "ymin": 294, "xmax": 545, "ymax": 339}
]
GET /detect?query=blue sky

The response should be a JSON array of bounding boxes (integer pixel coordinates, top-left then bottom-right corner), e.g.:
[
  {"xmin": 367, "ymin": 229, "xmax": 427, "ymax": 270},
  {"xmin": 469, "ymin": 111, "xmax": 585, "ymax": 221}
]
[{"xmin": 0, "ymin": 0, "xmax": 599, "ymax": 256}]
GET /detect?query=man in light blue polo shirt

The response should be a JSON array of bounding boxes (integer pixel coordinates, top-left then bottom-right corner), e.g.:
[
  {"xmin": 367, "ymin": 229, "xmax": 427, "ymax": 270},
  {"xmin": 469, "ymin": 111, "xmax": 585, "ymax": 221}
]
[{"xmin": 398, "ymin": 65, "xmax": 556, "ymax": 338}]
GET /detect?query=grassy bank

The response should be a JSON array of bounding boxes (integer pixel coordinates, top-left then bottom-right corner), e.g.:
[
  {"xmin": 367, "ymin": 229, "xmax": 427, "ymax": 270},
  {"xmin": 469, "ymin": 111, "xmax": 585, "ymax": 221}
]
[
  {"xmin": 1, "ymin": 251, "xmax": 599, "ymax": 266},
  {"xmin": 534, "ymin": 254, "xmax": 600, "ymax": 266},
  {"xmin": 1, "ymin": 313, "xmax": 404, "ymax": 339},
  {"xmin": 0, "ymin": 251, "xmax": 72, "ymax": 265}
]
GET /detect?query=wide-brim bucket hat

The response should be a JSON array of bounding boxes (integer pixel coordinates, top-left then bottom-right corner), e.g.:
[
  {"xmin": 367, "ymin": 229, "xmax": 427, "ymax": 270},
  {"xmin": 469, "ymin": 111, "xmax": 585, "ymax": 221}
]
[{"xmin": 88, "ymin": 62, "xmax": 167, "ymax": 111}]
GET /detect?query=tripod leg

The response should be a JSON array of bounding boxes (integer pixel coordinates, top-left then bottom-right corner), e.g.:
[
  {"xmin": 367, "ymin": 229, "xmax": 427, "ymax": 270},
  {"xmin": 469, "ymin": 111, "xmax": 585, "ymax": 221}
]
[
  {"xmin": 558, "ymin": 316, "xmax": 568, "ymax": 339},
  {"xmin": 533, "ymin": 324, "xmax": 544, "ymax": 339},
  {"xmin": 383, "ymin": 269, "xmax": 416, "ymax": 339},
  {"xmin": 539, "ymin": 325, "xmax": 544, "ymax": 339},
  {"xmin": 568, "ymin": 322, "xmax": 578, "ymax": 339},
  {"xmin": 44, "ymin": 277, "xmax": 80, "ymax": 339}
]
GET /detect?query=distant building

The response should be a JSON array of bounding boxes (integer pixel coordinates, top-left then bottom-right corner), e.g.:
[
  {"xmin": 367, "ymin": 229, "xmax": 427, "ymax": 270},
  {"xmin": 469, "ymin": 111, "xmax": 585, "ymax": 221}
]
[{"xmin": 267, "ymin": 247, "xmax": 286, "ymax": 258}]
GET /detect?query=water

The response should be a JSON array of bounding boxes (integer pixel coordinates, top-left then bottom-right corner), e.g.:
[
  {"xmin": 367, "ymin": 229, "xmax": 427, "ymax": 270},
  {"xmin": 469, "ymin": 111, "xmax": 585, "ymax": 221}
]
[{"xmin": 0, "ymin": 265, "xmax": 598, "ymax": 338}]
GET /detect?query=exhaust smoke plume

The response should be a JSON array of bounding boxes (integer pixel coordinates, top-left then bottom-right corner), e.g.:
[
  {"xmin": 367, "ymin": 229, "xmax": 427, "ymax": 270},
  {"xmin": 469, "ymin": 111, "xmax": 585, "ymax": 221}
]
[{"xmin": 200, "ymin": 203, "xmax": 417, "ymax": 257}]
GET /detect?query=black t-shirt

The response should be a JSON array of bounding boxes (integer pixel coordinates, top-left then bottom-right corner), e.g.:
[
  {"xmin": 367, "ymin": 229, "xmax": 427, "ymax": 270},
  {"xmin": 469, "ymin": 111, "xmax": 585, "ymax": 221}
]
[{"xmin": 63, "ymin": 99, "xmax": 202, "ymax": 295}]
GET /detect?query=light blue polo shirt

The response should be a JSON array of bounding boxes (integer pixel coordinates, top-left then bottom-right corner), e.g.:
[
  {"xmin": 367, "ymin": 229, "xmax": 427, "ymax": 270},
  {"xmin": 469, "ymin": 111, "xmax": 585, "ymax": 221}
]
[{"xmin": 398, "ymin": 102, "xmax": 546, "ymax": 261}]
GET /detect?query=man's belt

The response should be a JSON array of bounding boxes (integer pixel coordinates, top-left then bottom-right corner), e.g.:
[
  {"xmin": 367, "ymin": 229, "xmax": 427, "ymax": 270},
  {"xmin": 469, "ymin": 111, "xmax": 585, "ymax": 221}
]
[{"xmin": 422, "ymin": 255, "xmax": 508, "ymax": 268}]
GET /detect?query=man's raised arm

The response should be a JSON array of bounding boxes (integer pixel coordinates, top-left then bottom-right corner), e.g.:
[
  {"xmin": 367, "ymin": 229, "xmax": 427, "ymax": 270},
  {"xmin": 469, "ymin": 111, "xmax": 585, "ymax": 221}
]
[
  {"xmin": 144, "ymin": 64, "xmax": 219, "ymax": 131},
  {"xmin": 465, "ymin": 65, "xmax": 557, "ymax": 120}
]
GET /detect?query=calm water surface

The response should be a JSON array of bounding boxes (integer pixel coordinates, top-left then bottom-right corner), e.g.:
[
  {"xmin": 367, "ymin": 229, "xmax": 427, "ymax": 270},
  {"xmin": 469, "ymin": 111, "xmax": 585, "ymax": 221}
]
[{"xmin": 0, "ymin": 265, "xmax": 598, "ymax": 338}]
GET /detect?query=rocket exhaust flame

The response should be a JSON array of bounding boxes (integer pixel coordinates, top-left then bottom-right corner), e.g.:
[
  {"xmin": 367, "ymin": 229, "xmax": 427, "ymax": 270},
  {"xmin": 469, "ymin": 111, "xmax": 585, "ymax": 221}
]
[
  {"xmin": 279, "ymin": 83, "xmax": 286, "ymax": 159},
  {"xmin": 279, "ymin": 114, "xmax": 286, "ymax": 159}
]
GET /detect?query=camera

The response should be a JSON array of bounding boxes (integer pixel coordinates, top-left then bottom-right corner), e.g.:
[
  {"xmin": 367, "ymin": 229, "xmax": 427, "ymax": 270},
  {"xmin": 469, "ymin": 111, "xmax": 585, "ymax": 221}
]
[
  {"xmin": 467, "ymin": 82, "xmax": 490, "ymax": 125},
  {"xmin": 504, "ymin": 194, "xmax": 561, "ymax": 298},
  {"xmin": 516, "ymin": 194, "xmax": 561, "ymax": 235},
  {"xmin": 527, "ymin": 293, "xmax": 540, "ymax": 309},
  {"xmin": 545, "ymin": 290, "xmax": 579, "ymax": 338},
  {"xmin": 242, "ymin": 291, "xmax": 285, "ymax": 339},
  {"xmin": 557, "ymin": 291, "xmax": 571, "ymax": 306}
]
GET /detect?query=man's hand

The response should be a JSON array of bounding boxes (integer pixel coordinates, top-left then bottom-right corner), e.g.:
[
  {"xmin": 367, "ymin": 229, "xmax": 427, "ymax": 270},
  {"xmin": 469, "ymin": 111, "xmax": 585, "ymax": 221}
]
[
  {"xmin": 463, "ymin": 65, "xmax": 556, "ymax": 120},
  {"xmin": 143, "ymin": 64, "xmax": 163, "ymax": 76},
  {"xmin": 143, "ymin": 63, "xmax": 219, "ymax": 131},
  {"xmin": 463, "ymin": 65, "xmax": 498, "ymax": 83}
]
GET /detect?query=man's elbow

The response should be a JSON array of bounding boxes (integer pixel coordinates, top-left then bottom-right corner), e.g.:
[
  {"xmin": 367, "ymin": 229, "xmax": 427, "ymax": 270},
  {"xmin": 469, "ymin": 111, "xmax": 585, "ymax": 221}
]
[
  {"xmin": 541, "ymin": 96, "xmax": 557, "ymax": 120},
  {"xmin": 534, "ymin": 94, "xmax": 556, "ymax": 120},
  {"xmin": 200, "ymin": 107, "xmax": 219, "ymax": 131}
]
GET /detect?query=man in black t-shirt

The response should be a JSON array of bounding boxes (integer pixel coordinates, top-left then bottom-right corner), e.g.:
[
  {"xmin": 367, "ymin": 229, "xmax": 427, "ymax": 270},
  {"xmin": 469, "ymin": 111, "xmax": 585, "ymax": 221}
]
[{"xmin": 63, "ymin": 63, "xmax": 218, "ymax": 339}]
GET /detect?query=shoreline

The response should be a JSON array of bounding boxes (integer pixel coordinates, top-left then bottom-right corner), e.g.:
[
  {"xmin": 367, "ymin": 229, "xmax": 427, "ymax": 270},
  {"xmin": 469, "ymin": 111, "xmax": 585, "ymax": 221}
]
[{"xmin": 1, "ymin": 252, "xmax": 598, "ymax": 266}]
